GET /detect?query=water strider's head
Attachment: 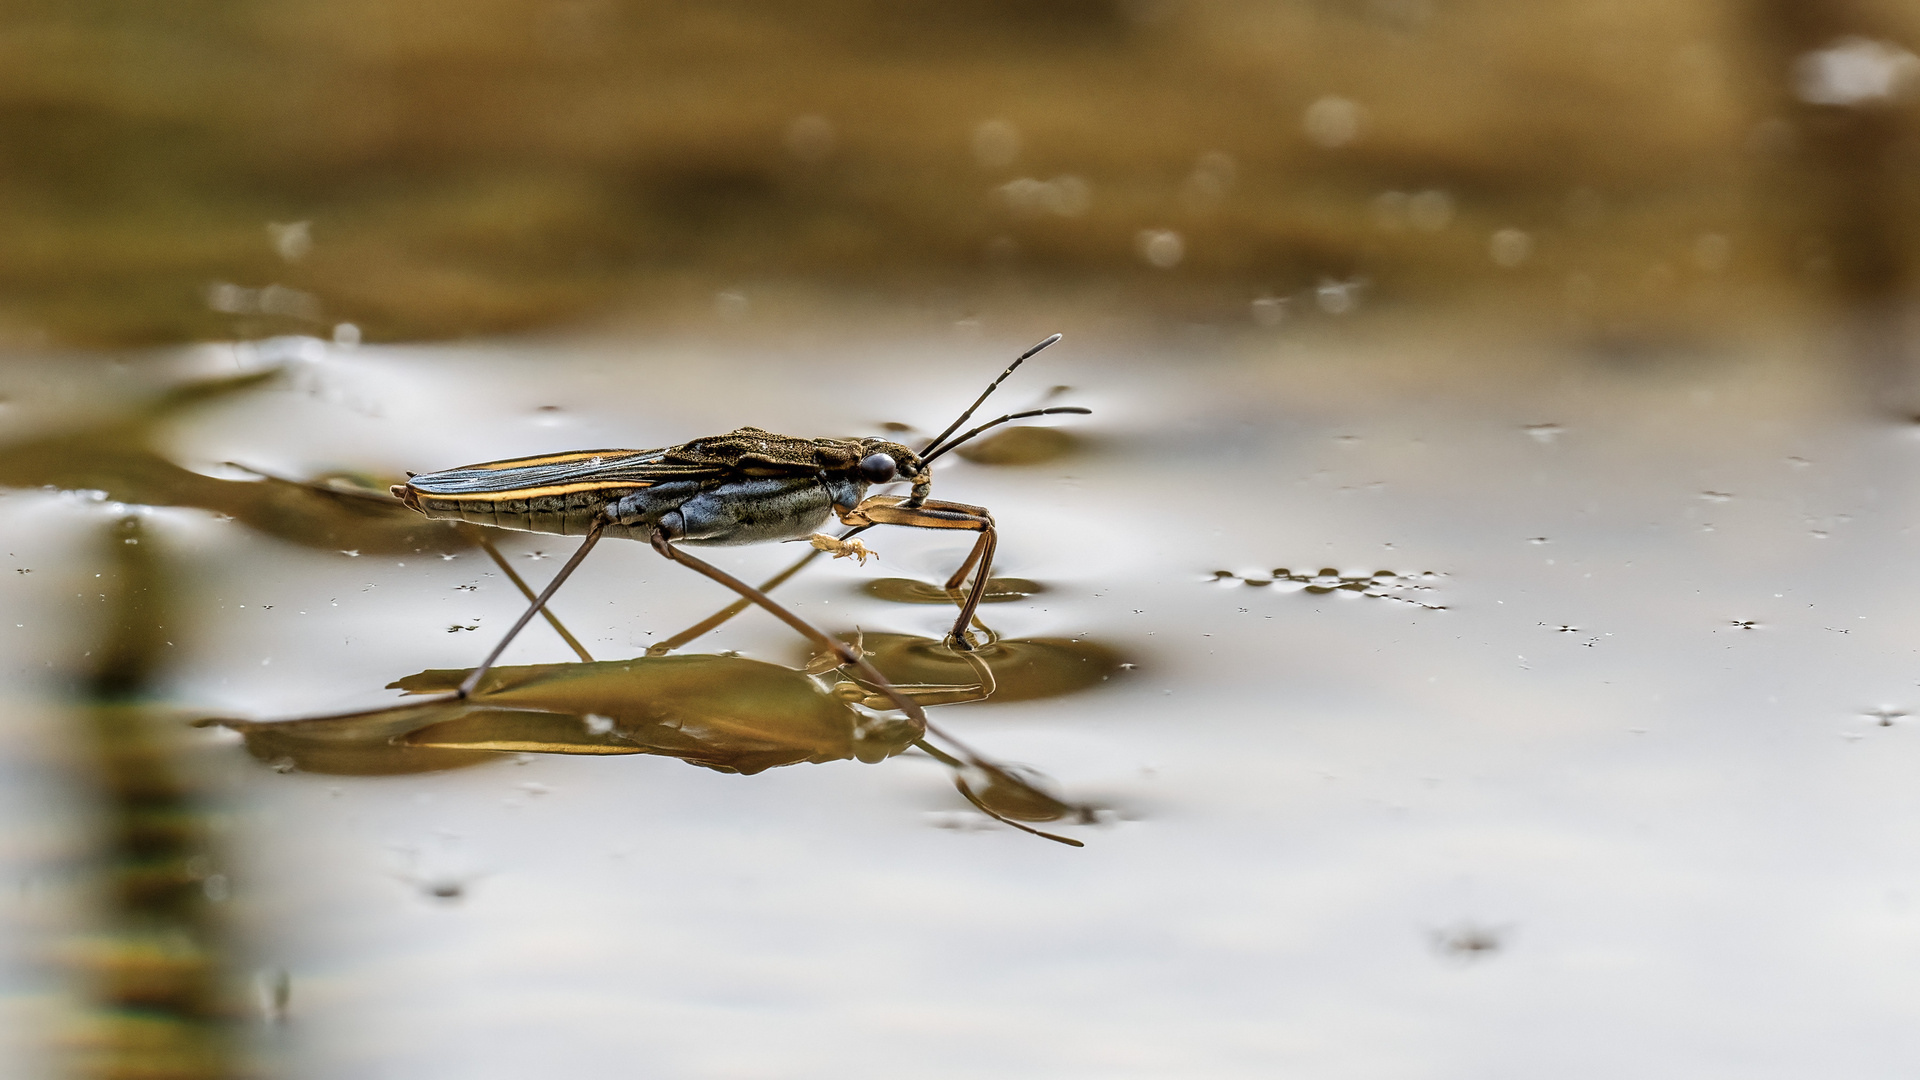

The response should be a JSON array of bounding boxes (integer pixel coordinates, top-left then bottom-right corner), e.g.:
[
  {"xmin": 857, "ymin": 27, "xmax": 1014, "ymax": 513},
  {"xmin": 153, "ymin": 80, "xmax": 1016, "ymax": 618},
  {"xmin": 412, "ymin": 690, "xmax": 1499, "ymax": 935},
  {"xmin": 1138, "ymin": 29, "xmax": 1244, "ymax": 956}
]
[{"xmin": 848, "ymin": 437, "xmax": 928, "ymax": 492}]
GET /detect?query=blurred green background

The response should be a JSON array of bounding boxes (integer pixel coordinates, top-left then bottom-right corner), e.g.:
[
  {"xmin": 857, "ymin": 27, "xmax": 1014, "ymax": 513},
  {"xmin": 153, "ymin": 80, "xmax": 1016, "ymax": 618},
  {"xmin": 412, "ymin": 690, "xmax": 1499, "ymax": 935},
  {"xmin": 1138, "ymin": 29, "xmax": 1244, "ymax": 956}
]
[{"xmin": 0, "ymin": 0, "xmax": 1915, "ymax": 345}]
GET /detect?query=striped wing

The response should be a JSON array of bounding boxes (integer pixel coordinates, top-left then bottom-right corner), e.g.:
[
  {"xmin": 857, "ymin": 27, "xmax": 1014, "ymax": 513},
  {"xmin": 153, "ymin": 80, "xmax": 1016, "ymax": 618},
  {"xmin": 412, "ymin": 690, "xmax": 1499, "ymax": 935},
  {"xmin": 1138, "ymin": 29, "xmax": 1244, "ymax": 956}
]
[{"xmin": 406, "ymin": 447, "xmax": 719, "ymax": 501}]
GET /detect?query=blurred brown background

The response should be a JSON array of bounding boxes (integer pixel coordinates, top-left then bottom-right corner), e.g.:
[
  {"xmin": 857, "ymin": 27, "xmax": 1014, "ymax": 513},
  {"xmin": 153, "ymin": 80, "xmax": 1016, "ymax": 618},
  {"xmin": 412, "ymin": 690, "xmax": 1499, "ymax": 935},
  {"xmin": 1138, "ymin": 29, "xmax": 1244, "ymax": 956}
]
[{"xmin": 0, "ymin": 0, "xmax": 1916, "ymax": 347}]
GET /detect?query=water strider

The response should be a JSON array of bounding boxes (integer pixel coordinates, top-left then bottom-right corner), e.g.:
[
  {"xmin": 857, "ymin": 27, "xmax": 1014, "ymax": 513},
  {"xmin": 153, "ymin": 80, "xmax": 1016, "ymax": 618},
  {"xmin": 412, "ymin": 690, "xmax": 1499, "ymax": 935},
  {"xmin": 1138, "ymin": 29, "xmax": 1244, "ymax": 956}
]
[
  {"xmin": 378, "ymin": 333, "xmax": 1092, "ymax": 841},
  {"xmin": 392, "ymin": 335, "xmax": 1082, "ymax": 683}
]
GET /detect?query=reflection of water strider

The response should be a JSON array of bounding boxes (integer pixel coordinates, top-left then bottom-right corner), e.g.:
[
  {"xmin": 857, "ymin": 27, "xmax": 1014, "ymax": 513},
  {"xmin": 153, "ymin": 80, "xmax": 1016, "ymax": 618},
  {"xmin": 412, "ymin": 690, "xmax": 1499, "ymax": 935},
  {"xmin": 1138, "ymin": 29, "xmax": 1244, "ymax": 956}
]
[{"xmin": 375, "ymin": 336, "xmax": 1096, "ymax": 841}]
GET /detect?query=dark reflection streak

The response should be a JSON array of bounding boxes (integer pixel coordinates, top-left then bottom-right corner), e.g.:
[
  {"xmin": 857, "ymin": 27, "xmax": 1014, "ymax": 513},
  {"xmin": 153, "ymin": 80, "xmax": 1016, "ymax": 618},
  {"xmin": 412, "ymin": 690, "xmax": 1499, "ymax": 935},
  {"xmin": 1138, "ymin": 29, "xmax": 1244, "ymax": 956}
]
[
  {"xmin": 471, "ymin": 529, "xmax": 594, "ymax": 663},
  {"xmin": 74, "ymin": 516, "xmax": 240, "ymax": 1078},
  {"xmin": 0, "ymin": 370, "xmax": 471, "ymax": 557}
]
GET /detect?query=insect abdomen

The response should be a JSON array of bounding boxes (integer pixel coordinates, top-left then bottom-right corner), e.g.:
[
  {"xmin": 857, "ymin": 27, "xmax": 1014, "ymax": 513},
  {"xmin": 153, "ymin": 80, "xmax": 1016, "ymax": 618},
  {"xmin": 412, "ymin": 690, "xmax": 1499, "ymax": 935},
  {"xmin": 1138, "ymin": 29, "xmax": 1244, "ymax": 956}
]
[{"xmin": 406, "ymin": 488, "xmax": 626, "ymax": 537}]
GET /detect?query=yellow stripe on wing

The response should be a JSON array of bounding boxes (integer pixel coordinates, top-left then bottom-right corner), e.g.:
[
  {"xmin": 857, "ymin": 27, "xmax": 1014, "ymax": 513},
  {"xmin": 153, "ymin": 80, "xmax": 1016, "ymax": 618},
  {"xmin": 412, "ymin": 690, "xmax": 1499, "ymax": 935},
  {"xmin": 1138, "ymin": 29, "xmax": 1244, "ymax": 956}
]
[{"xmin": 466, "ymin": 449, "xmax": 649, "ymax": 471}]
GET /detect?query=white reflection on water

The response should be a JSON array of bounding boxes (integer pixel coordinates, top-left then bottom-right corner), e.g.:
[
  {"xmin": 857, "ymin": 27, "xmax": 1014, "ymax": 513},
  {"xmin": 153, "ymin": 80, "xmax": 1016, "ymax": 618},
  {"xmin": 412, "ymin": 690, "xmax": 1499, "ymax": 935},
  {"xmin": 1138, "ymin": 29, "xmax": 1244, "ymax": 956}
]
[{"xmin": 9, "ymin": 321, "xmax": 1920, "ymax": 1077}]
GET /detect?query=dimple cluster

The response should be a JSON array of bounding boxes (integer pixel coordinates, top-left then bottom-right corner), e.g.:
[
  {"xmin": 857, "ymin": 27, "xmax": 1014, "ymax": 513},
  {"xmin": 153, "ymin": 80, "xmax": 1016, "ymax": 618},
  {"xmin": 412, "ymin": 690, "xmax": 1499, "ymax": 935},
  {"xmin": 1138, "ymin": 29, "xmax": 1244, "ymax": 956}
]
[{"xmin": 1210, "ymin": 568, "xmax": 1446, "ymax": 609}]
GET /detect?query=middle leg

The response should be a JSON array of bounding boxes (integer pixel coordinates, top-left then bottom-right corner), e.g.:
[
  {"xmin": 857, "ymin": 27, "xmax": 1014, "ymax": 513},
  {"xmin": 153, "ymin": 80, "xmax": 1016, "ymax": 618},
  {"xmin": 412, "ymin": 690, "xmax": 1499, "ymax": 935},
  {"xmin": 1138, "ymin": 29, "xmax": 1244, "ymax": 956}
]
[{"xmin": 836, "ymin": 496, "xmax": 996, "ymax": 649}]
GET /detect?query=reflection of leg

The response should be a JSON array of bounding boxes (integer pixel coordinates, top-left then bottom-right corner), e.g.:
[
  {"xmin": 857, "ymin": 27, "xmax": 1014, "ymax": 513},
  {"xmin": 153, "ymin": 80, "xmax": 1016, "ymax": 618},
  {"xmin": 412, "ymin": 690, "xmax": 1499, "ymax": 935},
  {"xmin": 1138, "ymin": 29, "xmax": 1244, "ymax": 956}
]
[
  {"xmin": 474, "ymin": 531, "xmax": 595, "ymax": 663},
  {"xmin": 646, "ymin": 529, "xmax": 1082, "ymax": 845},
  {"xmin": 458, "ymin": 520, "xmax": 606, "ymax": 698},
  {"xmin": 646, "ymin": 524, "xmax": 877, "ymax": 657},
  {"xmin": 835, "ymin": 636, "xmax": 997, "ymax": 708},
  {"xmin": 647, "ymin": 529, "xmax": 927, "ymax": 729}
]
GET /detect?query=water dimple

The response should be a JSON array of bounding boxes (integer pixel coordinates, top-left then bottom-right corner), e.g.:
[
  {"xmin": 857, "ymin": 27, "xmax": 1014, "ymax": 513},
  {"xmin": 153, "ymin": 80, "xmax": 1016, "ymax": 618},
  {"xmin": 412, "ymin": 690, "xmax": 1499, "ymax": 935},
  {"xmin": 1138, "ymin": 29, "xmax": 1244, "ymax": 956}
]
[
  {"xmin": 1211, "ymin": 567, "xmax": 1447, "ymax": 608},
  {"xmin": 863, "ymin": 577, "xmax": 1046, "ymax": 604},
  {"xmin": 821, "ymin": 632, "xmax": 1129, "ymax": 706},
  {"xmin": 1428, "ymin": 922, "xmax": 1509, "ymax": 963},
  {"xmin": 952, "ymin": 426, "xmax": 1081, "ymax": 466}
]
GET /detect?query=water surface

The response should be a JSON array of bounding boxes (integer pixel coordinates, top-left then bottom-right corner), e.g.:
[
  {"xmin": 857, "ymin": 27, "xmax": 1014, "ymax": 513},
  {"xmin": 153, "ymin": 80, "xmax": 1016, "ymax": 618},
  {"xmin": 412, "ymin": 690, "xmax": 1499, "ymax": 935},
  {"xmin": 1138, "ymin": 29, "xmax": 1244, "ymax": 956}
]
[{"xmin": 5, "ymin": 321, "xmax": 1920, "ymax": 1077}]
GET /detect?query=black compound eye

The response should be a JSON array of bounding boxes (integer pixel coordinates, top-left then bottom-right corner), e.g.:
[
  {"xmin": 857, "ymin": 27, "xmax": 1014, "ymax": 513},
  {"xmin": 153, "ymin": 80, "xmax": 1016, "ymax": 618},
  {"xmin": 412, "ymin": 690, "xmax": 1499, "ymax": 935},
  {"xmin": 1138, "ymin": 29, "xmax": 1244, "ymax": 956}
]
[{"xmin": 858, "ymin": 452, "xmax": 897, "ymax": 484}]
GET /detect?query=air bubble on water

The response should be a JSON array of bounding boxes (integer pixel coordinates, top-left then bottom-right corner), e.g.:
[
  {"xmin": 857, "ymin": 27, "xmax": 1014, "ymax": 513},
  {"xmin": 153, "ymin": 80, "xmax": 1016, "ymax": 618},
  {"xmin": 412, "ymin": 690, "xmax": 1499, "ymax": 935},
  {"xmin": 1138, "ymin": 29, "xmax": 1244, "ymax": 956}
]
[
  {"xmin": 1316, "ymin": 278, "xmax": 1363, "ymax": 315},
  {"xmin": 207, "ymin": 282, "xmax": 323, "ymax": 321},
  {"xmin": 1794, "ymin": 37, "xmax": 1919, "ymax": 107},
  {"xmin": 1181, "ymin": 152, "xmax": 1237, "ymax": 210},
  {"xmin": 1701, "ymin": 491, "xmax": 1734, "ymax": 502},
  {"xmin": 1490, "ymin": 228, "xmax": 1534, "ymax": 269},
  {"xmin": 1001, "ymin": 177, "xmax": 1089, "ymax": 218},
  {"xmin": 1251, "ymin": 295, "xmax": 1289, "ymax": 327},
  {"xmin": 1526, "ymin": 537, "xmax": 1550, "ymax": 545},
  {"xmin": 1136, "ymin": 230, "xmax": 1185, "ymax": 269},
  {"xmin": 1049, "ymin": 176, "xmax": 1090, "ymax": 216},
  {"xmin": 1524, "ymin": 423, "xmax": 1564, "ymax": 443},
  {"xmin": 1303, "ymin": 96, "xmax": 1363, "ymax": 148},
  {"xmin": 267, "ymin": 221, "xmax": 312, "ymax": 262}
]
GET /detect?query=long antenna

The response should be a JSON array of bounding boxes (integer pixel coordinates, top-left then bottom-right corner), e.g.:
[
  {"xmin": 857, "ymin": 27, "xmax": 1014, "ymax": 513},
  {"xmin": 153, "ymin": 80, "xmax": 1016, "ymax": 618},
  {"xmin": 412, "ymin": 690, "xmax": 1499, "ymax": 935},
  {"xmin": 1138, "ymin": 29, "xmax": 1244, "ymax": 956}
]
[
  {"xmin": 922, "ymin": 406, "xmax": 1092, "ymax": 463},
  {"xmin": 919, "ymin": 333, "xmax": 1063, "ymax": 455}
]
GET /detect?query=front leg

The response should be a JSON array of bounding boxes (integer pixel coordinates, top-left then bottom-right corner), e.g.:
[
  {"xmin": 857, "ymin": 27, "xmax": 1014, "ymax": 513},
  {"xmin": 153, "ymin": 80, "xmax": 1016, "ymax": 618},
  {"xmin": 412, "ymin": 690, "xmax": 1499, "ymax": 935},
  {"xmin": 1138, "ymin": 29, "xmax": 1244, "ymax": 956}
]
[{"xmin": 837, "ymin": 495, "xmax": 997, "ymax": 650}]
